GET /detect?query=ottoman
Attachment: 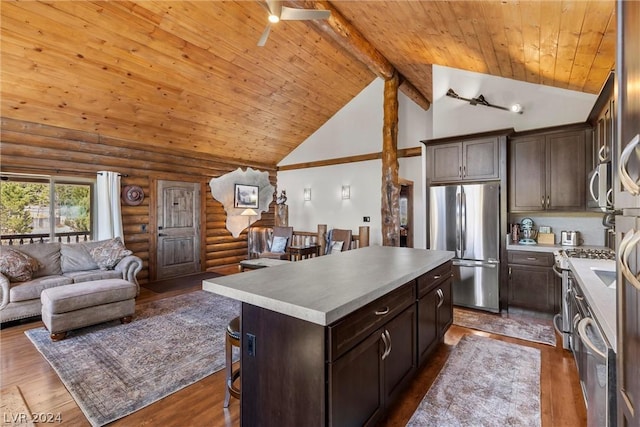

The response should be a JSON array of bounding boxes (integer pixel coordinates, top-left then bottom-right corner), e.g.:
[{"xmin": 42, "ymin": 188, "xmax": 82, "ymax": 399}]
[{"xmin": 41, "ymin": 279, "xmax": 137, "ymax": 341}]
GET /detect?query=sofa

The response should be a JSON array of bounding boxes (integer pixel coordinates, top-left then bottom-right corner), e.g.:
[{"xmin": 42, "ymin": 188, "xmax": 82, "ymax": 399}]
[{"xmin": 0, "ymin": 237, "xmax": 142, "ymax": 324}]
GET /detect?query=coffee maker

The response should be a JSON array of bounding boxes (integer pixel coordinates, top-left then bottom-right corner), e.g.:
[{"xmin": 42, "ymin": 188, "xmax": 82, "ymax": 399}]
[{"xmin": 519, "ymin": 217, "xmax": 537, "ymax": 245}]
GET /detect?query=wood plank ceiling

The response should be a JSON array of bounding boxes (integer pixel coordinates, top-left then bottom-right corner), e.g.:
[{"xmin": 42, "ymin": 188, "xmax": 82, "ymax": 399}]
[{"xmin": 0, "ymin": 1, "xmax": 616, "ymax": 167}]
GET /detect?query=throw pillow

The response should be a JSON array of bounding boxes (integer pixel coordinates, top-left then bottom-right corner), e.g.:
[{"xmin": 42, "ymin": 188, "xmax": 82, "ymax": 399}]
[
  {"xmin": 271, "ymin": 236, "xmax": 288, "ymax": 253},
  {"xmin": 89, "ymin": 237, "xmax": 133, "ymax": 270},
  {"xmin": 330, "ymin": 240, "xmax": 344, "ymax": 254},
  {"xmin": 0, "ymin": 247, "xmax": 41, "ymax": 282},
  {"xmin": 61, "ymin": 243, "xmax": 99, "ymax": 273}
]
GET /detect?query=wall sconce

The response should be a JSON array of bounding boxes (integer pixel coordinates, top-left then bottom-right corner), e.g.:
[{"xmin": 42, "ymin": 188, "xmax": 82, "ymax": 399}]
[
  {"xmin": 341, "ymin": 185, "xmax": 350, "ymax": 200},
  {"xmin": 303, "ymin": 188, "xmax": 311, "ymax": 201},
  {"xmin": 446, "ymin": 88, "xmax": 523, "ymax": 114}
]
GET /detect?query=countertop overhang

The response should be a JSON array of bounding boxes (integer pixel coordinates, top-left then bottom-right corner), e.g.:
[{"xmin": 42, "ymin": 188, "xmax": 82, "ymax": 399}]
[{"xmin": 203, "ymin": 246, "xmax": 454, "ymax": 326}]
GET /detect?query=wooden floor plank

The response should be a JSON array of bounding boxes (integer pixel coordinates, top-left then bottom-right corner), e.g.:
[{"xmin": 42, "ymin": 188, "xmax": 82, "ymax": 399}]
[{"xmin": 0, "ymin": 264, "xmax": 585, "ymax": 426}]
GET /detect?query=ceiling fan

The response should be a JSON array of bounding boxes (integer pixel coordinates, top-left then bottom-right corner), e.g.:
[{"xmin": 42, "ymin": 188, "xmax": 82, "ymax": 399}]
[{"xmin": 257, "ymin": 0, "xmax": 331, "ymax": 46}]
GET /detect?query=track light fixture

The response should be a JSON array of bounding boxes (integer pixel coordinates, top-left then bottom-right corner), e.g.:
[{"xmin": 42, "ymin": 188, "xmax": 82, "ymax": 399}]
[{"xmin": 446, "ymin": 89, "xmax": 523, "ymax": 114}]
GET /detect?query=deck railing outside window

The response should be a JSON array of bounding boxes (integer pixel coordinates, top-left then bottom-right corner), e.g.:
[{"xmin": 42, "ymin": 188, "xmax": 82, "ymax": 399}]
[{"xmin": 1, "ymin": 231, "xmax": 92, "ymax": 246}]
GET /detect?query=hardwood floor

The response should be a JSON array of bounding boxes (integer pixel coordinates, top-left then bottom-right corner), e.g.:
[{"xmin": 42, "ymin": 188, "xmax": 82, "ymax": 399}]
[{"xmin": 1, "ymin": 264, "xmax": 586, "ymax": 426}]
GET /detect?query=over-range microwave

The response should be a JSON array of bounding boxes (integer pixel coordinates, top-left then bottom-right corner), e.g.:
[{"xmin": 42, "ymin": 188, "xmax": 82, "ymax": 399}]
[{"xmin": 587, "ymin": 162, "xmax": 613, "ymax": 211}]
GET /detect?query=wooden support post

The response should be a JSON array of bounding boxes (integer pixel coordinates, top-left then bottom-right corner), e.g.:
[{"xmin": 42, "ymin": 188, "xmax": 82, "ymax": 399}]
[{"xmin": 382, "ymin": 73, "xmax": 400, "ymax": 247}]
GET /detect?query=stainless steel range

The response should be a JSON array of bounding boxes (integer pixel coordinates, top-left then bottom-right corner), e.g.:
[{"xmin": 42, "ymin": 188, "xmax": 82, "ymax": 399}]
[{"xmin": 553, "ymin": 247, "xmax": 615, "ymax": 350}]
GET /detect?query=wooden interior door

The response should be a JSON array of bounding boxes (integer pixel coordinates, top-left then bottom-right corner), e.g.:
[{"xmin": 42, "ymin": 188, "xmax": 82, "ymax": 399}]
[{"xmin": 156, "ymin": 180, "xmax": 201, "ymax": 279}]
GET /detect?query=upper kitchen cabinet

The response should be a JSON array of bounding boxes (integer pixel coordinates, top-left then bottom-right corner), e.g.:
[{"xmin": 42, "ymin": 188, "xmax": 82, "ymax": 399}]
[
  {"xmin": 422, "ymin": 129, "xmax": 512, "ymax": 184},
  {"xmin": 509, "ymin": 125, "xmax": 591, "ymax": 212},
  {"xmin": 587, "ymin": 73, "xmax": 615, "ymax": 169}
]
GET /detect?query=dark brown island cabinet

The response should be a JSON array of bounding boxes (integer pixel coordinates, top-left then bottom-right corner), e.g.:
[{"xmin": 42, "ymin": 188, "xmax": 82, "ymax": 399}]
[{"xmin": 203, "ymin": 247, "xmax": 454, "ymax": 427}]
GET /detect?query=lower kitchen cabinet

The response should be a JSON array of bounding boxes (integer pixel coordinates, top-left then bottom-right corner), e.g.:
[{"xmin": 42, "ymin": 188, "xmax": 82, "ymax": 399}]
[
  {"xmin": 507, "ymin": 251, "xmax": 559, "ymax": 313},
  {"xmin": 329, "ymin": 304, "xmax": 417, "ymax": 427},
  {"xmin": 417, "ymin": 261, "xmax": 453, "ymax": 365}
]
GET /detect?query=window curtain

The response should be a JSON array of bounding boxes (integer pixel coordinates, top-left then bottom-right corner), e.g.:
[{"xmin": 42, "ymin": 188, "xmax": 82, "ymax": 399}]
[{"xmin": 96, "ymin": 171, "xmax": 124, "ymax": 240}]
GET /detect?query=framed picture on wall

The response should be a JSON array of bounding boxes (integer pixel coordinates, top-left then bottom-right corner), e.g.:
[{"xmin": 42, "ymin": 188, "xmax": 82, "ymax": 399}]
[{"xmin": 234, "ymin": 184, "xmax": 259, "ymax": 208}]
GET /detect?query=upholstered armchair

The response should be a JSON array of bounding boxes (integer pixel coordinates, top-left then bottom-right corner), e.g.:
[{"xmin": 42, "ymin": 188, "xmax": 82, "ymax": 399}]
[
  {"xmin": 326, "ymin": 229, "xmax": 352, "ymax": 254},
  {"xmin": 258, "ymin": 226, "xmax": 294, "ymax": 260}
]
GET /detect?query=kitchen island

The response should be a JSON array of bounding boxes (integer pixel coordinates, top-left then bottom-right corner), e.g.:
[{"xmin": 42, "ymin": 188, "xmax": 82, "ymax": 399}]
[{"xmin": 203, "ymin": 246, "xmax": 454, "ymax": 427}]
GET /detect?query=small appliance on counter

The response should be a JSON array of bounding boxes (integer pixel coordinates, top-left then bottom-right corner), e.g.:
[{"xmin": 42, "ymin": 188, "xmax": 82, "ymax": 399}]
[
  {"xmin": 519, "ymin": 217, "xmax": 537, "ymax": 245},
  {"xmin": 561, "ymin": 230, "xmax": 581, "ymax": 246}
]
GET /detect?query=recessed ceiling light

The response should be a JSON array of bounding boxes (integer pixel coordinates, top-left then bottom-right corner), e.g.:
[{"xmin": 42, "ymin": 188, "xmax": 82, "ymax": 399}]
[
  {"xmin": 511, "ymin": 103, "xmax": 523, "ymax": 113},
  {"xmin": 268, "ymin": 14, "xmax": 280, "ymax": 23}
]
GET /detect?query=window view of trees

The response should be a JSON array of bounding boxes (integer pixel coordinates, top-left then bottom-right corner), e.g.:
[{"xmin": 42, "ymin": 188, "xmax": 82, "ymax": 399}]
[{"xmin": 0, "ymin": 178, "xmax": 92, "ymax": 239}]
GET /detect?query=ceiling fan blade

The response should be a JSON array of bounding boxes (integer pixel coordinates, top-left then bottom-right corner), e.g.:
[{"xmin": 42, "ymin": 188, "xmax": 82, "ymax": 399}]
[
  {"xmin": 266, "ymin": 0, "xmax": 282, "ymax": 17},
  {"xmin": 257, "ymin": 0, "xmax": 272, "ymax": 14},
  {"xmin": 280, "ymin": 6, "xmax": 330, "ymax": 21},
  {"xmin": 257, "ymin": 23, "xmax": 271, "ymax": 47}
]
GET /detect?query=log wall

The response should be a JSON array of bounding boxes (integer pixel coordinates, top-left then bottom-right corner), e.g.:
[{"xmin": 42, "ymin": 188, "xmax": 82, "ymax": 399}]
[{"xmin": 0, "ymin": 117, "xmax": 276, "ymax": 284}]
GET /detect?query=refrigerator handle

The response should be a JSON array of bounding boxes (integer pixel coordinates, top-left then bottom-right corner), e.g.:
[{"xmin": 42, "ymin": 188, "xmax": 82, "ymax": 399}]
[
  {"xmin": 461, "ymin": 188, "xmax": 467, "ymax": 258},
  {"xmin": 455, "ymin": 190, "xmax": 462, "ymax": 258}
]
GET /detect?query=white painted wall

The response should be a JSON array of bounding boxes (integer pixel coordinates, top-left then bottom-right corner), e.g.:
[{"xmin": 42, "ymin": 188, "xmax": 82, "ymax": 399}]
[
  {"xmin": 278, "ymin": 160, "xmax": 383, "ymax": 245},
  {"xmin": 431, "ymin": 65, "xmax": 598, "ymax": 138},
  {"xmin": 277, "ymin": 67, "xmax": 600, "ymax": 249},
  {"xmin": 278, "ymin": 78, "xmax": 430, "ymax": 246}
]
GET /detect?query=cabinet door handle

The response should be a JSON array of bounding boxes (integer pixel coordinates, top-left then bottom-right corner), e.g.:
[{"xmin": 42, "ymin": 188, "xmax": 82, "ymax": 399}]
[
  {"xmin": 381, "ymin": 330, "xmax": 390, "ymax": 360},
  {"xmin": 546, "ymin": 195, "xmax": 550, "ymax": 208},
  {"xmin": 598, "ymin": 145, "xmax": 607, "ymax": 162},
  {"xmin": 618, "ymin": 134, "xmax": 640, "ymax": 195},
  {"xmin": 526, "ymin": 257, "xmax": 537, "ymax": 261},
  {"xmin": 462, "ymin": 165, "xmax": 466, "ymax": 177},
  {"xmin": 433, "ymin": 274, "xmax": 441, "ymax": 279},
  {"xmin": 382, "ymin": 330, "xmax": 392, "ymax": 360},
  {"xmin": 621, "ymin": 229, "xmax": 640, "ymax": 291},
  {"xmin": 375, "ymin": 307, "xmax": 390, "ymax": 316},
  {"xmin": 459, "ymin": 165, "xmax": 462, "ymax": 178},
  {"xmin": 540, "ymin": 197, "xmax": 545, "ymax": 208},
  {"xmin": 436, "ymin": 288, "xmax": 444, "ymax": 308}
]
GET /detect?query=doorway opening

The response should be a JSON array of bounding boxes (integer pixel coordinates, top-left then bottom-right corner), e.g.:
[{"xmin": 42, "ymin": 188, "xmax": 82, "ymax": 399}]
[{"xmin": 399, "ymin": 179, "xmax": 414, "ymax": 248}]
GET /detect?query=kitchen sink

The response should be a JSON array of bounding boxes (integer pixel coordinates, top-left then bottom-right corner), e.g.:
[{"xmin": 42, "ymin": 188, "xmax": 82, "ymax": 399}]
[{"xmin": 591, "ymin": 268, "xmax": 616, "ymax": 289}]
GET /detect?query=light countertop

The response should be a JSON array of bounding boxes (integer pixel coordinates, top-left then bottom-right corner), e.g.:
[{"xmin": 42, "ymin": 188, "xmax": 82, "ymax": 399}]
[
  {"xmin": 568, "ymin": 257, "xmax": 617, "ymax": 352},
  {"xmin": 203, "ymin": 246, "xmax": 454, "ymax": 326}
]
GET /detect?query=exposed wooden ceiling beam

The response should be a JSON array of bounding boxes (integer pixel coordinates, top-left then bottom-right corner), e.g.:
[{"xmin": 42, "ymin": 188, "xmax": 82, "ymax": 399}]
[{"xmin": 284, "ymin": 0, "xmax": 431, "ymax": 110}]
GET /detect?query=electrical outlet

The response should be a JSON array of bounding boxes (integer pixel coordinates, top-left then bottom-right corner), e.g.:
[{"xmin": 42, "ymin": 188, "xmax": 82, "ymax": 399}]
[
  {"xmin": 247, "ymin": 333, "xmax": 256, "ymax": 356},
  {"xmin": 363, "ymin": 216, "xmax": 370, "ymax": 222}
]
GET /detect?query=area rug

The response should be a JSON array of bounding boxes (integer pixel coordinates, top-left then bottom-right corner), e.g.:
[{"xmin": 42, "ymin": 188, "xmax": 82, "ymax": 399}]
[
  {"xmin": 142, "ymin": 271, "xmax": 222, "ymax": 293},
  {"xmin": 453, "ymin": 307, "xmax": 556, "ymax": 346},
  {"xmin": 25, "ymin": 291, "xmax": 240, "ymax": 427},
  {"xmin": 407, "ymin": 334, "xmax": 541, "ymax": 427},
  {"xmin": 1, "ymin": 386, "xmax": 35, "ymax": 427}
]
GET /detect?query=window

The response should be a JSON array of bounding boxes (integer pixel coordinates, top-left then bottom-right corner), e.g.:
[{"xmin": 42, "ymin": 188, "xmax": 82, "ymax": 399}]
[{"xmin": 0, "ymin": 174, "xmax": 95, "ymax": 244}]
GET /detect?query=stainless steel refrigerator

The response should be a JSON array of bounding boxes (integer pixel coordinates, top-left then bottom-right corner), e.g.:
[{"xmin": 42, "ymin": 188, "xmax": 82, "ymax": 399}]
[{"xmin": 429, "ymin": 183, "xmax": 500, "ymax": 312}]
